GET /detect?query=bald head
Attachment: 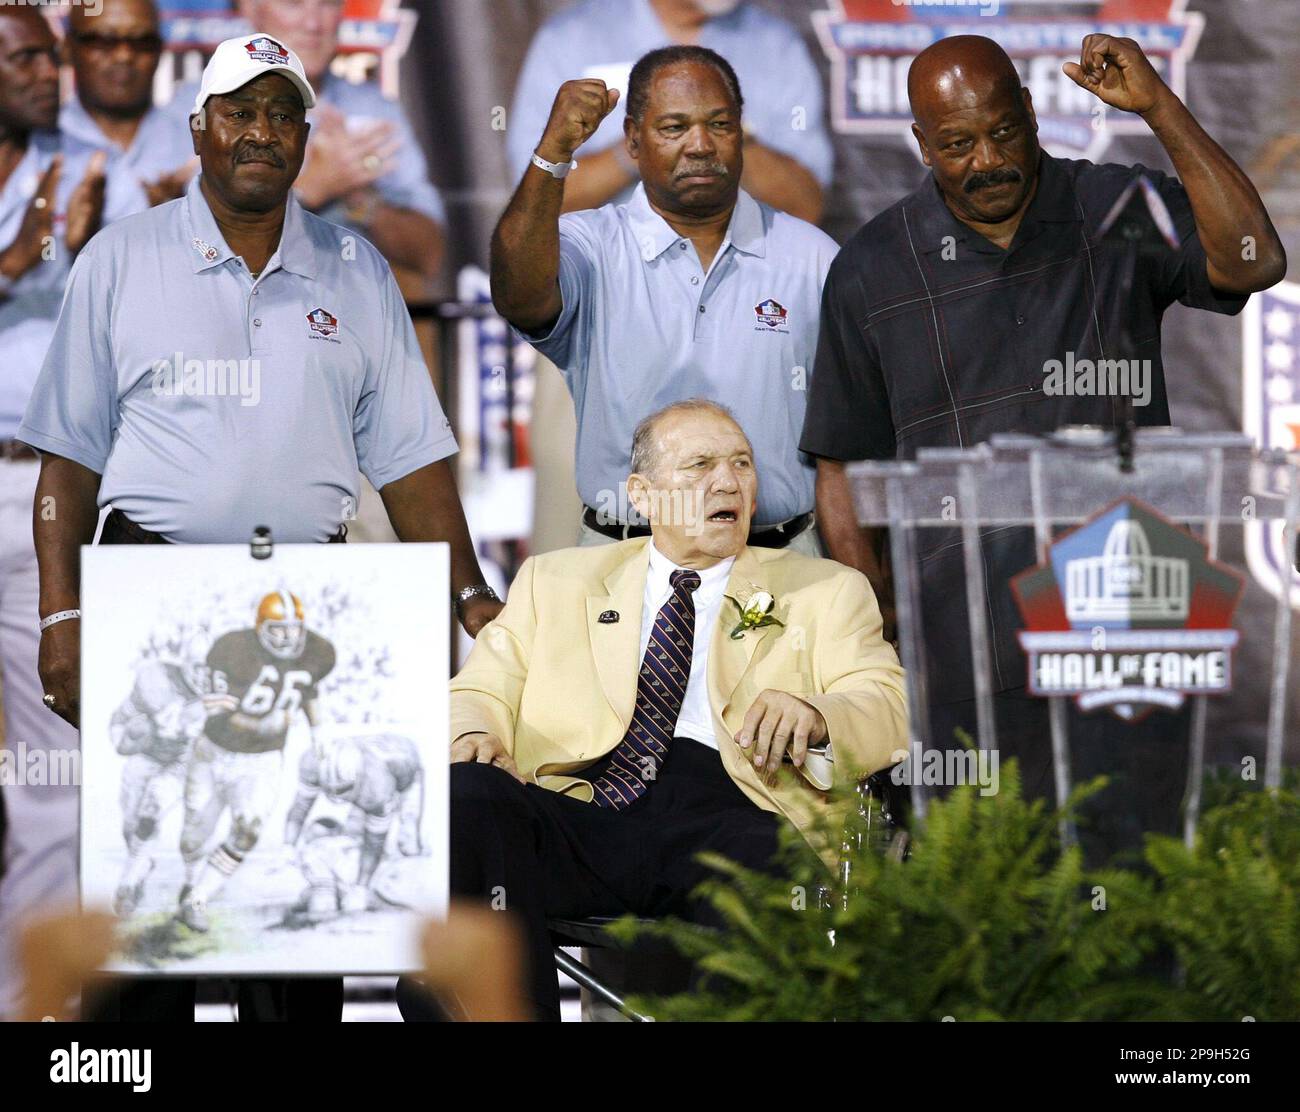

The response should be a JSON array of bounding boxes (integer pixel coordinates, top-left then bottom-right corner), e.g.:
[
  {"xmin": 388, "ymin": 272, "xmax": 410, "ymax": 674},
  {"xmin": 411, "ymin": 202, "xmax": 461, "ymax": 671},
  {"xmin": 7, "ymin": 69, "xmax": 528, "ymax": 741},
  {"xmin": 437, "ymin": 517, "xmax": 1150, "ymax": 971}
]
[
  {"xmin": 908, "ymin": 35, "xmax": 1022, "ymax": 132},
  {"xmin": 906, "ymin": 35, "xmax": 1040, "ymax": 231}
]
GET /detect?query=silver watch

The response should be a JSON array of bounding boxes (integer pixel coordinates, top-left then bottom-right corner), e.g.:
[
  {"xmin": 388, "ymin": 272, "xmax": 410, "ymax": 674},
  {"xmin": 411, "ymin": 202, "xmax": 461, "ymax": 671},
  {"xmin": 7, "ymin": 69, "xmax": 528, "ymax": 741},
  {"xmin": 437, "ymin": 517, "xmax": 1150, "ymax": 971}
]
[
  {"xmin": 455, "ymin": 584, "xmax": 501, "ymax": 615},
  {"xmin": 531, "ymin": 150, "xmax": 577, "ymax": 179}
]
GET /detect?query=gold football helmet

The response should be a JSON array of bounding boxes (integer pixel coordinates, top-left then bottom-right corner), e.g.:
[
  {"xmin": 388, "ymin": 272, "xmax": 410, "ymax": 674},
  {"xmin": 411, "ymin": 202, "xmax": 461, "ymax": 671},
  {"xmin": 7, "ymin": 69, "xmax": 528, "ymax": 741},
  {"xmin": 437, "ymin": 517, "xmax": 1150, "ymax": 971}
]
[{"xmin": 256, "ymin": 590, "xmax": 306, "ymax": 660}]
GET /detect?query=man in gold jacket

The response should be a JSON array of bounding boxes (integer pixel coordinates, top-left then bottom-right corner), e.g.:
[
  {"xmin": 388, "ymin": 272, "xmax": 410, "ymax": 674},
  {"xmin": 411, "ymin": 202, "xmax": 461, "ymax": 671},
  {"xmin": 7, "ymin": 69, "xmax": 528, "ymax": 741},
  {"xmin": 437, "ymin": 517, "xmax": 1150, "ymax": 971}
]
[{"xmin": 403, "ymin": 400, "xmax": 905, "ymax": 1020}]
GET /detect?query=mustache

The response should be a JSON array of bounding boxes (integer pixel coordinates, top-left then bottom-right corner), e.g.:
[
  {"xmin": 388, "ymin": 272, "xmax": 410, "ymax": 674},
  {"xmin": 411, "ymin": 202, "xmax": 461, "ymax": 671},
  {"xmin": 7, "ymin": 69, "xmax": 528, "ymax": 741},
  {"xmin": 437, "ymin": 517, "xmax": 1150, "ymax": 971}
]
[
  {"xmin": 965, "ymin": 167, "xmax": 1022, "ymax": 193},
  {"xmin": 675, "ymin": 162, "xmax": 729, "ymax": 180},
  {"xmin": 235, "ymin": 145, "xmax": 286, "ymax": 168}
]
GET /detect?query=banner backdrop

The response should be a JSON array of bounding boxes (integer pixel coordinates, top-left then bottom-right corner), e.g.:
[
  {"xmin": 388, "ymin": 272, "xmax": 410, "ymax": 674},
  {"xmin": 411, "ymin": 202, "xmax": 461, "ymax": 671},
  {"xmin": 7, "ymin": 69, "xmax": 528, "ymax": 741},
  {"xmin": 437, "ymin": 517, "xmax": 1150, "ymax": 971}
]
[{"xmin": 152, "ymin": 1, "xmax": 1300, "ymax": 764}]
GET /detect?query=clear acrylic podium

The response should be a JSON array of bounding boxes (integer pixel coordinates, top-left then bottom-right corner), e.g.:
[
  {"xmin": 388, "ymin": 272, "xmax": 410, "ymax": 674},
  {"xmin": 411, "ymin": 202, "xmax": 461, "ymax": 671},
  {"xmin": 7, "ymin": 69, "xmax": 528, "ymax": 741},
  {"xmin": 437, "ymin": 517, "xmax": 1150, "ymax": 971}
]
[{"xmin": 847, "ymin": 427, "xmax": 1300, "ymax": 843}]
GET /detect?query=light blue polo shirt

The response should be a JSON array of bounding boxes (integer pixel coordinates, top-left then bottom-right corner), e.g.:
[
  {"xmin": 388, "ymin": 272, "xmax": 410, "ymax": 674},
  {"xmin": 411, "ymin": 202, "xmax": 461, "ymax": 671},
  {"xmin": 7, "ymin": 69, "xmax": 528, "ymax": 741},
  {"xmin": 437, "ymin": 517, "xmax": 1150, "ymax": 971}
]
[
  {"xmin": 18, "ymin": 175, "xmax": 457, "ymax": 543},
  {"xmin": 171, "ymin": 73, "xmax": 446, "ymax": 233},
  {"xmin": 60, "ymin": 96, "xmax": 196, "ymax": 214},
  {"xmin": 0, "ymin": 131, "xmax": 139, "ymax": 440},
  {"xmin": 506, "ymin": 0, "xmax": 834, "ymax": 190},
  {"xmin": 525, "ymin": 184, "xmax": 838, "ymax": 526}
]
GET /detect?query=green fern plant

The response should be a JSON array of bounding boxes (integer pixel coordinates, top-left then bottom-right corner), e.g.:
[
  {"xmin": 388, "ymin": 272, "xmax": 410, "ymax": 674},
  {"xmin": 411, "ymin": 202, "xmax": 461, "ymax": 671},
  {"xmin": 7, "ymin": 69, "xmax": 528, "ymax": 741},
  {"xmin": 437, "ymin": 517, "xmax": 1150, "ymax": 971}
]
[
  {"xmin": 1144, "ymin": 790, "xmax": 1300, "ymax": 1021},
  {"xmin": 611, "ymin": 763, "xmax": 1299, "ymax": 1021}
]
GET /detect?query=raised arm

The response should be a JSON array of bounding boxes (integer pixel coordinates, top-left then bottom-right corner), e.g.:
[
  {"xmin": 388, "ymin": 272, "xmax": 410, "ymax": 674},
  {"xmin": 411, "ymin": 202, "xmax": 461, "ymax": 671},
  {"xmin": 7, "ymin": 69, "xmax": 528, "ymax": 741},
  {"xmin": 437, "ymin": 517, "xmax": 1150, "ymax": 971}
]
[
  {"xmin": 490, "ymin": 79, "xmax": 619, "ymax": 331},
  {"xmin": 1064, "ymin": 34, "xmax": 1286, "ymax": 293}
]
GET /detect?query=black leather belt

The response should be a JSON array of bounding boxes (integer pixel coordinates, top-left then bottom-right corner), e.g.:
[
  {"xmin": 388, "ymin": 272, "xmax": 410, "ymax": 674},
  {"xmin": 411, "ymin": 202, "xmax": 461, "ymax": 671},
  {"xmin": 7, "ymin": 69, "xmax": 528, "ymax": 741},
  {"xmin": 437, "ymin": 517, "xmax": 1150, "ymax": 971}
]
[
  {"xmin": 100, "ymin": 509, "xmax": 347, "ymax": 545},
  {"xmin": 0, "ymin": 439, "xmax": 38, "ymax": 462},
  {"xmin": 581, "ymin": 506, "xmax": 812, "ymax": 550}
]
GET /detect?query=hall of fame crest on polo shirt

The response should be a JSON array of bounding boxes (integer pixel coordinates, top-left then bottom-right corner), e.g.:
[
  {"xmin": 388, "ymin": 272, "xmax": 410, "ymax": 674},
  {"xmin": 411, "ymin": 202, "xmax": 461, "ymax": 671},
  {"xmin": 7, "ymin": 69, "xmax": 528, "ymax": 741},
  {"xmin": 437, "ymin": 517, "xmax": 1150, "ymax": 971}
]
[
  {"xmin": 79, "ymin": 543, "xmax": 449, "ymax": 975},
  {"xmin": 1243, "ymin": 280, "xmax": 1300, "ymax": 607}
]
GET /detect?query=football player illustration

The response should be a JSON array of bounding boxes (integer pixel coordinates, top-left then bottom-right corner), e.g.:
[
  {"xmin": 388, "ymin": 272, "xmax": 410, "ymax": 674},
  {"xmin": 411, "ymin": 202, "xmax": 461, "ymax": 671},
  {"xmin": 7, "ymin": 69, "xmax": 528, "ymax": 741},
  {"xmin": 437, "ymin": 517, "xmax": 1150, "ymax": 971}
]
[
  {"xmin": 176, "ymin": 590, "xmax": 336, "ymax": 932},
  {"xmin": 283, "ymin": 734, "xmax": 424, "ymax": 919},
  {"xmin": 109, "ymin": 633, "xmax": 213, "ymax": 915}
]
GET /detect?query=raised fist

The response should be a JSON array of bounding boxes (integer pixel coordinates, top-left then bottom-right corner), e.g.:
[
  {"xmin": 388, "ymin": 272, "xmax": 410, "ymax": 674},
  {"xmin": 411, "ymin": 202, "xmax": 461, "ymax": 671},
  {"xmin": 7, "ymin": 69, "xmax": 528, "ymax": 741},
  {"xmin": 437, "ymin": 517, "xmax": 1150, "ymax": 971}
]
[
  {"xmin": 1062, "ymin": 35, "xmax": 1170, "ymax": 116},
  {"xmin": 536, "ymin": 79, "xmax": 621, "ymax": 166}
]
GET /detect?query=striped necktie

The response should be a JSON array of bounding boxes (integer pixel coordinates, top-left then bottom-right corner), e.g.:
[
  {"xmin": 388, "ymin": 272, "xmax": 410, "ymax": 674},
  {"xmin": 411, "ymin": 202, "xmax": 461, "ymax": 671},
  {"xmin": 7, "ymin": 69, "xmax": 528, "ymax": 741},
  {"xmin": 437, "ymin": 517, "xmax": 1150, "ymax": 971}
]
[{"xmin": 590, "ymin": 568, "xmax": 701, "ymax": 810}]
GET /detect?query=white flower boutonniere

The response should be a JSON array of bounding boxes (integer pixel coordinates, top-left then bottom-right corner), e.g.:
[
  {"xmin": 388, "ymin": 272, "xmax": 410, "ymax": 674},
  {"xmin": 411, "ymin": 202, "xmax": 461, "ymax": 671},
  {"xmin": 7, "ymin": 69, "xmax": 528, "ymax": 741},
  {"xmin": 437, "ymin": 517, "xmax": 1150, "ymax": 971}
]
[{"xmin": 728, "ymin": 587, "xmax": 783, "ymax": 640}]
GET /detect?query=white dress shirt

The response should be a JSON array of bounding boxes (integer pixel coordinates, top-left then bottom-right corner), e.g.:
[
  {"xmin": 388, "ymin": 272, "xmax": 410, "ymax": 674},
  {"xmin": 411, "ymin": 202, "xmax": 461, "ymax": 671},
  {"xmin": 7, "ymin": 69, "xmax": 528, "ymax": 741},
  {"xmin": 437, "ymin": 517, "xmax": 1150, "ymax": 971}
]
[{"xmin": 641, "ymin": 543, "xmax": 735, "ymax": 750}]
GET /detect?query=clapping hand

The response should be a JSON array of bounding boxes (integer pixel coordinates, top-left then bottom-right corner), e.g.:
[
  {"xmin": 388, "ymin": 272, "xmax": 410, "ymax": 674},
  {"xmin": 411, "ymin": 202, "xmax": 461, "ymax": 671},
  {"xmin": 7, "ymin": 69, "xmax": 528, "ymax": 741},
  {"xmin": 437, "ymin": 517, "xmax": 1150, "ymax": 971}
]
[
  {"xmin": 0, "ymin": 157, "xmax": 60, "ymax": 281},
  {"xmin": 65, "ymin": 151, "xmax": 108, "ymax": 254},
  {"xmin": 294, "ymin": 104, "xmax": 399, "ymax": 210},
  {"xmin": 141, "ymin": 156, "xmax": 200, "ymax": 207}
]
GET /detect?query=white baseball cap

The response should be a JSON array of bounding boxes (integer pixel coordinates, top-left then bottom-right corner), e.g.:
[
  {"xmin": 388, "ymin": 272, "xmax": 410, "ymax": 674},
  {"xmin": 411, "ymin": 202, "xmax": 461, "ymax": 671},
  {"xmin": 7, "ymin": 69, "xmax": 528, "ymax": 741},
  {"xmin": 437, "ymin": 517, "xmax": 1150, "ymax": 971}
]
[{"xmin": 191, "ymin": 33, "xmax": 317, "ymax": 117}]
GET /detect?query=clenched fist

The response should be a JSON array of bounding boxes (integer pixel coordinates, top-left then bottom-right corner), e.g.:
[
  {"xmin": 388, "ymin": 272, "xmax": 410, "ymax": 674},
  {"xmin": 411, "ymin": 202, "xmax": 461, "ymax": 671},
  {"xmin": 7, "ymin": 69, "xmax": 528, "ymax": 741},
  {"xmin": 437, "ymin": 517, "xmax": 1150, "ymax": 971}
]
[
  {"xmin": 535, "ymin": 79, "xmax": 621, "ymax": 167},
  {"xmin": 1063, "ymin": 35, "xmax": 1171, "ymax": 116}
]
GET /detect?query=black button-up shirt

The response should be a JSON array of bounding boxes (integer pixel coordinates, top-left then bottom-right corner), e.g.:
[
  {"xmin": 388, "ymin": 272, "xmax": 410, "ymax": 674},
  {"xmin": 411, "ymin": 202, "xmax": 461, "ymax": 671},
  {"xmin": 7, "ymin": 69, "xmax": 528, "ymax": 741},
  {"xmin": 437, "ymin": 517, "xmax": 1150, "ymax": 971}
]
[{"xmin": 800, "ymin": 152, "xmax": 1248, "ymax": 704}]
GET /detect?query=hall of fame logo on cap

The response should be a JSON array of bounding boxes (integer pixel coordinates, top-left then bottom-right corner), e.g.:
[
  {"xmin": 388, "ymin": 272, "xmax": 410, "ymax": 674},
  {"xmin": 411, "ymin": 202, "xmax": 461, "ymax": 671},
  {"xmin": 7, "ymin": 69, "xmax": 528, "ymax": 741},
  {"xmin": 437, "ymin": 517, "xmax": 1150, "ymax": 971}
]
[
  {"xmin": 754, "ymin": 298, "xmax": 789, "ymax": 332},
  {"xmin": 1010, "ymin": 497, "xmax": 1243, "ymax": 721},
  {"xmin": 1242, "ymin": 280, "xmax": 1300, "ymax": 607},
  {"xmin": 307, "ymin": 306, "xmax": 340, "ymax": 341},
  {"xmin": 812, "ymin": 0, "xmax": 1203, "ymax": 161},
  {"xmin": 244, "ymin": 35, "xmax": 290, "ymax": 65}
]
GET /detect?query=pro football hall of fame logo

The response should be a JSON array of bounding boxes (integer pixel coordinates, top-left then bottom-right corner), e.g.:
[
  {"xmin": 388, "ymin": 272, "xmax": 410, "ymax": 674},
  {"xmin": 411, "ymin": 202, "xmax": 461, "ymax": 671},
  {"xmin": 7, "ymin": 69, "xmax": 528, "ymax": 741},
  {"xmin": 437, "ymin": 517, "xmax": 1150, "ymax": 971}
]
[
  {"xmin": 1011, "ymin": 498, "xmax": 1243, "ymax": 721},
  {"xmin": 813, "ymin": 0, "xmax": 1203, "ymax": 161}
]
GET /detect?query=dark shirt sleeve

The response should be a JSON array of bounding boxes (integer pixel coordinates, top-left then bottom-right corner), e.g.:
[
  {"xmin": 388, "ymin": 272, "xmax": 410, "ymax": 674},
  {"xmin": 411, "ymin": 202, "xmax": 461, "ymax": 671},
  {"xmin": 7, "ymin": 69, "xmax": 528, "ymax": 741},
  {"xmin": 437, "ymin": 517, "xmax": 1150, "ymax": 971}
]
[
  {"xmin": 1146, "ymin": 168, "xmax": 1250, "ymax": 317},
  {"xmin": 205, "ymin": 634, "xmax": 242, "ymax": 696},
  {"xmin": 306, "ymin": 635, "xmax": 337, "ymax": 698},
  {"xmin": 798, "ymin": 251, "xmax": 896, "ymax": 462},
  {"xmin": 203, "ymin": 634, "xmax": 243, "ymax": 742}
]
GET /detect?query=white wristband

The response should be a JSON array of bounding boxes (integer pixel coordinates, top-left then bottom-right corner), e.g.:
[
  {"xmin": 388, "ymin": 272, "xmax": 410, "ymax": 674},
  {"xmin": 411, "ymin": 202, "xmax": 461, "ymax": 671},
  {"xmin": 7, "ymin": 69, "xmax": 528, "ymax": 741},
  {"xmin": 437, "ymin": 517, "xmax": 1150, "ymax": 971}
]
[
  {"xmin": 531, "ymin": 150, "xmax": 577, "ymax": 179},
  {"xmin": 39, "ymin": 609, "xmax": 81, "ymax": 632}
]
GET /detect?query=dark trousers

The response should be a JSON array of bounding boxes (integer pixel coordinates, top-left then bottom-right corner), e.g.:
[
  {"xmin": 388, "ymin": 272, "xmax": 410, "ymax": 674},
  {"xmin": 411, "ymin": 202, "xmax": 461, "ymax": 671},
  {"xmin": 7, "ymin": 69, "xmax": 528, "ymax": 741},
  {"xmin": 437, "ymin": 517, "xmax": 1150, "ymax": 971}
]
[
  {"xmin": 397, "ymin": 738, "xmax": 783, "ymax": 1021},
  {"xmin": 930, "ymin": 689, "xmax": 1192, "ymax": 867},
  {"xmin": 86, "ymin": 510, "xmax": 343, "ymax": 1021}
]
